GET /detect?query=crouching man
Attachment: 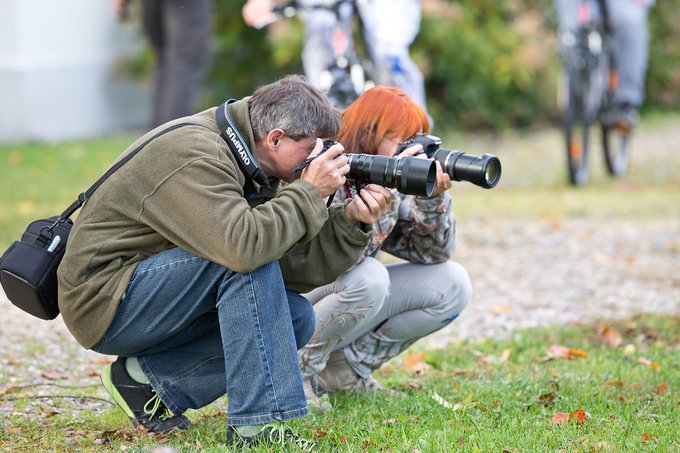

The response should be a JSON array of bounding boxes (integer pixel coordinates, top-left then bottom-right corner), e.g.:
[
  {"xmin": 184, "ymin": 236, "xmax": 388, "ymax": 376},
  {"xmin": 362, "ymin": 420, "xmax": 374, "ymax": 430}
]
[{"xmin": 57, "ymin": 75, "xmax": 391, "ymax": 449}]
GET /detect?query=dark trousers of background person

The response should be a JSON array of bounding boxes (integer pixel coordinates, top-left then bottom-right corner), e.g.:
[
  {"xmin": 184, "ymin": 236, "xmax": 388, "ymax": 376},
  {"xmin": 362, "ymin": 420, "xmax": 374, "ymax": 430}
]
[{"xmin": 141, "ymin": 0, "xmax": 212, "ymax": 128}]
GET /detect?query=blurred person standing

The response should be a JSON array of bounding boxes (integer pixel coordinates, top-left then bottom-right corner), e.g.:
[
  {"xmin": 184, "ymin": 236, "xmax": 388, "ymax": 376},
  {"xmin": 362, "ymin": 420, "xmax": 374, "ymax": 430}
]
[
  {"xmin": 556, "ymin": 0, "xmax": 655, "ymax": 126},
  {"xmin": 242, "ymin": 0, "xmax": 428, "ymax": 113},
  {"xmin": 115, "ymin": 0, "xmax": 212, "ymax": 127}
]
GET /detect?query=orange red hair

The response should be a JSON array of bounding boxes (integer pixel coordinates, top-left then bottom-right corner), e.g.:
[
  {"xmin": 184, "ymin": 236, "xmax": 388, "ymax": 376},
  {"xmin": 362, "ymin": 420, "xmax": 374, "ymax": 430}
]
[{"xmin": 338, "ymin": 86, "xmax": 429, "ymax": 155}]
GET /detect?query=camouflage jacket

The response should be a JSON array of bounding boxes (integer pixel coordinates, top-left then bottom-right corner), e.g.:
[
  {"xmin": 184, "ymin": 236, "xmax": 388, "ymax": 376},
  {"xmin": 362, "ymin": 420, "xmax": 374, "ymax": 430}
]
[{"xmin": 332, "ymin": 183, "xmax": 456, "ymax": 264}]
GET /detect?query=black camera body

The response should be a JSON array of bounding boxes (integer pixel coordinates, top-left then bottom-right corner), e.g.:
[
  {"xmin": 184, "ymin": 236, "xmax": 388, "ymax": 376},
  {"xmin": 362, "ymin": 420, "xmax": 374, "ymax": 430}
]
[
  {"xmin": 321, "ymin": 140, "xmax": 436, "ymax": 197},
  {"xmin": 396, "ymin": 133, "xmax": 502, "ymax": 189}
]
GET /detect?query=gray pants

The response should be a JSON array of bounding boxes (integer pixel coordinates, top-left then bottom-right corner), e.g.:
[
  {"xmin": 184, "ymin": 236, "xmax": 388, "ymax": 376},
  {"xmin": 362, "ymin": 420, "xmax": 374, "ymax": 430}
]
[
  {"xmin": 141, "ymin": 0, "xmax": 212, "ymax": 127},
  {"xmin": 556, "ymin": 0, "xmax": 653, "ymax": 106},
  {"xmin": 299, "ymin": 257, "xmax": 471, "ymax": 379},
  {"xmin": 300, "ymin": 0, "xmax": 427, "ymax": 111}
]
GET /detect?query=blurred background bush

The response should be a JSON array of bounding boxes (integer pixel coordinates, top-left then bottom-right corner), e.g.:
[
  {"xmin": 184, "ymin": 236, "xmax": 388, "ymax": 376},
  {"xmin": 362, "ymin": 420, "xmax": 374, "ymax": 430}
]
[{"xmin": 193, "ymin": 0, "xmax": 679, "ymax": 131}]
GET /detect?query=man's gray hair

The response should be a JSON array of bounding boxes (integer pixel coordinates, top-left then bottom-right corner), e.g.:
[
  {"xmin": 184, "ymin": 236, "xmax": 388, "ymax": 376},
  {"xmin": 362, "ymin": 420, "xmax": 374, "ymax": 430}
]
[{"xmin": 248, "ymin": 74, "xmax": 341, "ymax": 141}]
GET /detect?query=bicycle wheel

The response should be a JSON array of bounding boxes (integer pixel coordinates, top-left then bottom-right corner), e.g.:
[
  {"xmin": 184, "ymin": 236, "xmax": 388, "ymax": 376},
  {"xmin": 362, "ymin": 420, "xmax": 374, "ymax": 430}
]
[
  {"xmin": 601, "ymin": 67, "xmax": 632, "ymax": 176},
  {"xmin": 564, "ymin": 68, "xmax": 595, "ymax": 186},
  {"xmin": 602, "ymin": 122, "xmax": 631, "ymax": 176}
]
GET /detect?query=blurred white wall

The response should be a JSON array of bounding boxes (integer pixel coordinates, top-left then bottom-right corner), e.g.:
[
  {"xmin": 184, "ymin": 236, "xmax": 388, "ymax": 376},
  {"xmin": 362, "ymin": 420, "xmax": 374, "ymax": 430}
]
[{"xmin": 0, "ymin": 0, "xmax": 151, "ymax": 143}]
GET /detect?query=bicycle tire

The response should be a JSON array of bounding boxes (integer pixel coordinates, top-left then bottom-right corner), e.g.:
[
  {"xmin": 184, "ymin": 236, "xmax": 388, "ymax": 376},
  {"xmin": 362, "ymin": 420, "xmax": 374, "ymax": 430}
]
[
  {"xmin": 600, "ymin": 55, "xmax": 632, "ymax": 177},
  {"xmin": 564, "ymin": 68, "xmax": 596, "ymax": 186},
  {"xmin": 602, "ymin": 122, "xmax": 631, "ymax": 176}
]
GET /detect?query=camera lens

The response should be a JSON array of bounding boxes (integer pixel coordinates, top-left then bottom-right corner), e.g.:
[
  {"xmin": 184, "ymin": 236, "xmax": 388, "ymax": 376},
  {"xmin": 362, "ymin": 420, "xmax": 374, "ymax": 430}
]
[
  {"xmin": 347, "ymin": 154, "xmax": 436, "ymax": 197},
  {"xmin": 433, "ymin": 149, "xmax": 502, "ymax": 189}
]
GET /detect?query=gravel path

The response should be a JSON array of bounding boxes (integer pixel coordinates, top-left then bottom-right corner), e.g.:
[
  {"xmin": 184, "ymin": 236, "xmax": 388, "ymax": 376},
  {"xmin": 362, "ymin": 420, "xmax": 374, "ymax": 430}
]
[{"xmin": 1, "ymin": 119, "xmax": 678, "ymax": 414}]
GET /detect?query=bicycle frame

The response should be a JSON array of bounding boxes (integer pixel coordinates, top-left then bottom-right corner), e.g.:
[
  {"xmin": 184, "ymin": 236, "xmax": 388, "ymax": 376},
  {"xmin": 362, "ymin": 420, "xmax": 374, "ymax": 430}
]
[
  {"xmin": 257, "ymin": 0, "xmax": 374, "ymax": 109},
  {"xmin": 558, "ymin": 0, "xmax": 631, "ymax": 186}
]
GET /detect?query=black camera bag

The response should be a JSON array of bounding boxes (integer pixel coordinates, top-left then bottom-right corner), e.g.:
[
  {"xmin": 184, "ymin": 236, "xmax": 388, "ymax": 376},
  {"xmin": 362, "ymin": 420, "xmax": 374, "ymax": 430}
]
[
  {"xmin": 0, "ymin": 122, "xmax": 197, "ymax": 320},
  {"xmin": 0, "ymin": 217, "xmax": 73, "ymax": 319}
]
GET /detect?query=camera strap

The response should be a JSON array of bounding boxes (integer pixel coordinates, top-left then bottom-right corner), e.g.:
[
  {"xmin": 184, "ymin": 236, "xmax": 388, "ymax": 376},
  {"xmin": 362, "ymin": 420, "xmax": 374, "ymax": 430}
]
[{"xmin": 216, "ymin": 100, "xmax": 271, "ymax": 189}]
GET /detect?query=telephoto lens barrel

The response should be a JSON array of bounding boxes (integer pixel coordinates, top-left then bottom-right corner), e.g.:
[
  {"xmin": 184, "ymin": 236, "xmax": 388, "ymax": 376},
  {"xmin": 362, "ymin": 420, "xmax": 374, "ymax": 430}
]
[
  {"xmin": 433, "ymin": 149, "xmax": 502, "ymax": 189},
  {"xmin": 396, "ymin": 133, "xmax": 502, "ymax": 189},
  {"xmin": 347, "ymin": 154, "xmax": 436, "ymax": 197}
]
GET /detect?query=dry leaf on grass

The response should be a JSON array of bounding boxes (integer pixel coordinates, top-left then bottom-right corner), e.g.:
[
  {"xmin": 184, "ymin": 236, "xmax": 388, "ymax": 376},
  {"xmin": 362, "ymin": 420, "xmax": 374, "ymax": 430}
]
[
  {"xmin": 551, "ymin": 409, "xmax": 590, "ymax": 425},
  {"xmin": 637, "ymin": 357, "xmax": 660, "ymax": 370}
]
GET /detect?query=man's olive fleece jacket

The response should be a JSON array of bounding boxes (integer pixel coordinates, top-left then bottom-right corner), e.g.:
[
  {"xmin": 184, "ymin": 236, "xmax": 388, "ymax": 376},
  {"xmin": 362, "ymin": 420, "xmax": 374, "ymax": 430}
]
[{"xmin": 57, "ymin": 99, "xmax": 370, "ymax": 348}]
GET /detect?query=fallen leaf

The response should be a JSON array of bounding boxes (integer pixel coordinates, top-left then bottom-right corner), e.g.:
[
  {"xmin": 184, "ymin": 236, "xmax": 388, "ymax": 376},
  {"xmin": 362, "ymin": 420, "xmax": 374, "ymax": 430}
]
[
  {"xmin": 310, "ymin": 428, "xmax": 328, "ymax": 438},
  {"xmin": 551, "ymin": 412, "xmax": 569, "ymax": 425},
  {"xmin": 589, "ymin": 441, "xmax": 611, "ymax": 450},
  {"xmin": 641, "ymin": 433, "xmax": 658, "ymax": 445},
  {"xmin": 40, "ymin": 370, "xmax": 70, "ymax": 380},
  {"xmin": 378, "ymin": 364, "xmax": 393, "ymax": 375},
  {"xmin": 477, "ymin": 355, "xmax": 495, "ymax": 365},
  {"xmin": 500, "ymin": 348, "xmax": 511, "ymax": 363},
  {"xmin": 654, "ymin": 382, "xmax": 667, "ymax": 395},
  {"xmin": 537, "ymin": 392, "xmax": 557, "ymax": 407},
  {"xmin": 492, "ymin": 304, "xmax": 513, "ymax": 313},
  {"xmin": 550, "ymin": 410, "xmax": 589, "ymax": 426},
  {"xmin": 569, "ymin": 348, "xmax": 588, "ymax": 358},
  {"xmin": 0, "ymin": 386, "xmax": 17, "ymax": 395},
  {"xmin": 599, "ymin": 324, "xmax": 623, "ymax": 348},
  {"xmin": 545, "ymin": 345, "xmax": 587, "ymax": 360},
  {"xmin": 7, "ymin": 359, "xmax": 25, "ymax": 366},
  {"xmin": 569, "ymin": 409, "xmax": 588, "ymax": 423},
  {"xmin": 91, "ymin": 358, "xmax": 115, "ymax": 364},
  {"xmin": 637, "ymin": 357, "xmax": 660, "ymax": 370},
  {"xmin": 404, "ymin": 352, "xmax": 429, "ymax": 375},
  {"xmin": 547, "ymin": 345, "xmax": 571, "ymax": 359},
  {"xmin": 622, "ymin": 344, "xmax": 636, "ymax": 355}
]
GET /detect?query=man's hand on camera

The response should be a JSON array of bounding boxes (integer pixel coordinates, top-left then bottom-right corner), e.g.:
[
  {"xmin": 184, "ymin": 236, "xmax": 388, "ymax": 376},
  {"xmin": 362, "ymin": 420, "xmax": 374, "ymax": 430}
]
[
  {"xmin": 344, "ymin": 184, "xmax": 392, "ymax": 225},
  {"xmin": 301, "ymin": 139, "xmax": 349, "ymax": 199}
]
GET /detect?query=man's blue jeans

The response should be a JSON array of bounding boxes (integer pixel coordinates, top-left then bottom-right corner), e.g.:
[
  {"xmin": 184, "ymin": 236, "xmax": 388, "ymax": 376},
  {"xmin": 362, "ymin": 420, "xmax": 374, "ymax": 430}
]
[{"xmin": 93, "ymin": 247, "xmax": 314, "ymax": 425}]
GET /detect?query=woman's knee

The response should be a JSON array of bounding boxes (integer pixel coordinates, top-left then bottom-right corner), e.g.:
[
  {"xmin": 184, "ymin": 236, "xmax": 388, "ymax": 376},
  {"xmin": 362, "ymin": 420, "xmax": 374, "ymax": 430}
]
[
  {"xmin": 339, "ymin": 258, "xmax": 390, "ymax": 311},
  {"xmin": 421, "ymin": 261, "xmax": 472, "ymax": 319},
  {"xmin": 442, "ymin": 261, "xmax": 472, "ymax": 312}
]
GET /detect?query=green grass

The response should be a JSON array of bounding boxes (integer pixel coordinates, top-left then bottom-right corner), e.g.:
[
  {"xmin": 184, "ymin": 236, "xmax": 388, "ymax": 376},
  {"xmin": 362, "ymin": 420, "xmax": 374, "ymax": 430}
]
[
  {"xmin": 2, "ymin": 314, "xmax": 679, "ymax": 451},
  {"xmin": 1, "ymin": 113, "xmax": 679, "ymax": 251},
  {"xmin": 1, "ymin": 114, "xmax": 679, "ymax": 451},
  {"xmin": 0, "ymin": 135, "xmax": 138, "ymax": 251}
]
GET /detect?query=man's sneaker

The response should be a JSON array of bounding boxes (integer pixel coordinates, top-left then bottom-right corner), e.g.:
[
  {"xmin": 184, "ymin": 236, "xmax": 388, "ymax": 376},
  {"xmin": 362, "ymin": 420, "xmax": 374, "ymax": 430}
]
[
  {"xmin": 226, "ymin": 423, "xmax": 318, "ymax": 451},
  {"xmin": 302, "ymin": 376, "xmax": 332, "ymax": 412},
  {"xmin": 101, "ymin": 357, "xmax": 191, "ymax": 433}
]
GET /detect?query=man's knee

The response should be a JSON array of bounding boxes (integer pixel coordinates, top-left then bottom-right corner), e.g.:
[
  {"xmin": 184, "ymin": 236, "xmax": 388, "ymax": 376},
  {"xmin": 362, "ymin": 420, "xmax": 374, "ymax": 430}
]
[{"xmin": 287, "ymin": 291, "xmax": 316, "ymax": 349}]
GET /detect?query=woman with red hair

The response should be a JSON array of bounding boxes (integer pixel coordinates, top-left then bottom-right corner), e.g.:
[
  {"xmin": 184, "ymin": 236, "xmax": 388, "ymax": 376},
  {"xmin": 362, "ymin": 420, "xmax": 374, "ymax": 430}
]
[{"xmin": 299, "ymin": 86, "xmax": 471, "ymax": 408}]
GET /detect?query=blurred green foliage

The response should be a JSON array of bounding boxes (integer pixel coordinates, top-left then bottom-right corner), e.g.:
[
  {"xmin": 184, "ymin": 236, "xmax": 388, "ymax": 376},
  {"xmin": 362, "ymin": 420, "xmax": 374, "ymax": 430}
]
[{"xmin": 195, "ymin": 0, "xmax": 679, "ymax": 131}]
